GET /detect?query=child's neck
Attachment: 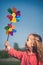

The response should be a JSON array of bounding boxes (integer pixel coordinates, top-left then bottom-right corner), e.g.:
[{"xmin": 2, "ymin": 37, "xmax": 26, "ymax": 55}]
[
  {"xmin": 28, "ymin": 48, "xmax": 34, "ymax": 55},
  {"xmin": 28, "ymin": 51, "xmax": 34, "ymax": 55}
]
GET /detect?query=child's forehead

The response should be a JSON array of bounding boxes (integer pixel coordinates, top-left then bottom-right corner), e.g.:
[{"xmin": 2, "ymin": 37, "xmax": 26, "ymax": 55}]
[{"xmin": 27, "ymin": 34, "xmax": 35, "ymax": 39}]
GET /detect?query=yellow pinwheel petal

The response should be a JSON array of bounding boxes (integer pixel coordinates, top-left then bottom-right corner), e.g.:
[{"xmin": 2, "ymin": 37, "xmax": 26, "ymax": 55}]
[
  {"xmin": 11, "ymin": 17, "xmax": 16, "ymax": 23},
  {"xmin": 12, "ymin": 13, "xmax": 16, "ymax": 17},
  {"xmin": 6, "ymin": 31, "xmax": 9, "ymax": 35},
  {"xmin": 9, "ymin": 28, "xmax": 12, "ymax": 31}
]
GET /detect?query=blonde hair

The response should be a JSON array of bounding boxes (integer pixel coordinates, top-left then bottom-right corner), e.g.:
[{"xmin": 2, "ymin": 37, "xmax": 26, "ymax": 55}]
[{"xmin": 30, "ymin": 33, "xmax": 43, "ymax": 62}]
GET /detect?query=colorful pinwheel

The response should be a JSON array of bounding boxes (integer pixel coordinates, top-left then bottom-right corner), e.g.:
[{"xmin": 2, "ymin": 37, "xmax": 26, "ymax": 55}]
[
  {"xmin": 5, "ymin": 24, "xmax": 16, "ymax": 36},
  {"xmin": 7, "ymin": 7, "xmax": 21, "ymax": 23}
]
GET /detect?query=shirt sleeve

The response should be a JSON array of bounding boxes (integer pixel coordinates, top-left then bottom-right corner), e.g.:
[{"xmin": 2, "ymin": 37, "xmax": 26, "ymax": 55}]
[{"xmin": 8, "ymin": 48, "xmax": 24, "ymax": 60}]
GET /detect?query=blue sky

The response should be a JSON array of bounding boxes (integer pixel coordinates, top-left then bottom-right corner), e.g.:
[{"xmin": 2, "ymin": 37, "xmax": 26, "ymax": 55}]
[{"xmin": 0, "ymin": 0, "xmax": 43, "ymax": 49}]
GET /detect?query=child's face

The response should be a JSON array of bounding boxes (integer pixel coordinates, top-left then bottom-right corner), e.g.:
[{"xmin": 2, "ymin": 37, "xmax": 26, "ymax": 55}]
[{"xmin": 26, "ymin": 34, "xmax": 35, "ymax": 50}]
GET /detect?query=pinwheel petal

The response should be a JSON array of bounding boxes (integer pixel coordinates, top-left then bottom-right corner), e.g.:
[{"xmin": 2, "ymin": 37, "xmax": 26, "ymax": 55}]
[
  {"xmin": 6, "ymin": 31, "xmax": 9, "ymax": 35},
  {"xmin": 7, "ymin": 8, "xmax": 13, "ymax": 14},
  {"xmin": 12, "ymin": 13, "xmax": 16, "ymax": 17},
  {"xmin": 12, "ymin": 7, "xmax": 17, "ymax": 13},
  {"xmin": 16, "ymin": 16, "xmax": 21, "ymax": 21},
  {"xmin": 8, "ymin": 24, "xmax": 12, "ymax": 28},
  {"xmin": 9, "ymin": 28, "xmax": 12, "ymax": 32},
  {"xmin": 11, "ymin": 25, "xmax": 16, "ymax": 29},
  {"xmin": 12, "ymin": 29, "xmax": 16, "ymax": 32},
  {"xmin": 5, "ymin": 26, "xmax": 9, "ymax": 30},
  {"xmin": 11, "ymin": 17, "xmax": 16, "ymax": 23},
  {"xmin": 9, "ymin": 32, "xmax": 13, "ymax": 36},
  {"xmin": 7, "ymin": 15, "xmax": 13, "ymax": 20},
  {"xmin": 16, "ymin": 11, "xmax": 21, "ymax": 16},
  {"xmin": 17, "ymin": 11, "xmax": 20, "ymax": 13}
]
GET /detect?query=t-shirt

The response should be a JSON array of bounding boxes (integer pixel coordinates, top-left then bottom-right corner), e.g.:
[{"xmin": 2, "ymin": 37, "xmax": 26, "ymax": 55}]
[{"xmin": 8, "ymin": 48, "xmax": 43, "ymax": 65}]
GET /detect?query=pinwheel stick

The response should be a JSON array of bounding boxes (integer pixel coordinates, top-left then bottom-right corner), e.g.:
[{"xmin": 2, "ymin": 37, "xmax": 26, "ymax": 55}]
[
  {"xmin": 5, "ymin": 34, "xmax": 9, "ymax": 48},
  {"xmin": 7, "ymin": 34, "xmax": 9, "ymax": 41}
]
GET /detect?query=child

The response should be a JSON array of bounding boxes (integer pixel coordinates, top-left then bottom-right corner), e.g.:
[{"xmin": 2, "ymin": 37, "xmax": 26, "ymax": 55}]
[{"xmin": 5, "ymin": 33, "xmax": 43, "ymax": 65}]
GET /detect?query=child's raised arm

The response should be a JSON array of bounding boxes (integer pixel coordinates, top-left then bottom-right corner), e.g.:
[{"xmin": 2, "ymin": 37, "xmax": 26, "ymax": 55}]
[{"xmin": 5, "ymin": 41, "xmax": 24, "ymax": 60}]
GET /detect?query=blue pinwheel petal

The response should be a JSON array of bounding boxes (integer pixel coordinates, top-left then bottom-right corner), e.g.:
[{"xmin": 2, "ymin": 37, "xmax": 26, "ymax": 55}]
[
  {"xmin": 16, "ymin": 16, "xmax": 21, "ymax": 21},
  {"xmin": 12, "ymin": 29, "xmax": 16, "ymax": 32}
]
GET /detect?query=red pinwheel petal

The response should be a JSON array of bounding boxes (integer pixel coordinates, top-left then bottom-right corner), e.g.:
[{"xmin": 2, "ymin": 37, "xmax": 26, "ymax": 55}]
[
  {"xmin": 7, "ymin": 15, "xmax": 13, "ymax": 20},
  {"xmin": 8, "ymin": 24, "xmax": 12, "ymax": 28}
]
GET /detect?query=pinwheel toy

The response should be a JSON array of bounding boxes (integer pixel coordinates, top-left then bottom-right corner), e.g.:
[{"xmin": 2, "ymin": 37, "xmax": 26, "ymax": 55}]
[
  {"xmin": 5, "ymin": 24, "xmax": 16, "ymax": 41},
  {"xmin": 7, "ymin": 7, "xmax": 21, "ymax": 23}
]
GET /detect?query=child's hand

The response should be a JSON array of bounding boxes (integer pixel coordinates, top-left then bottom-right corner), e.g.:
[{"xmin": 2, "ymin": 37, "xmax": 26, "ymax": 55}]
[
  {"xmin": 5, "ymin": 41, "xmax": 9, "ymax": 48},
  {"xmin": 5, "ymin": 41, "xmax": 11, "ymax": 50}
]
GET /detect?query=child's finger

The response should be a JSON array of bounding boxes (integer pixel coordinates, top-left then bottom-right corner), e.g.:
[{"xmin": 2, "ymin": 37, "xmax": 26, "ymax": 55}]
[{"xmin": 5, "ymin": 41, "xmax": 9, "ymax": 47}]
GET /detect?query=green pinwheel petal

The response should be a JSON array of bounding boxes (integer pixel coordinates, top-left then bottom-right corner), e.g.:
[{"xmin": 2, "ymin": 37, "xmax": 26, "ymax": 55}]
[
  {"xmin": 5, "ymin": 26, "xmax": 9, "ymax": 30},
  {"xmin": 7, "ymin": 8, "xmax": 13, "ymax": 14}
]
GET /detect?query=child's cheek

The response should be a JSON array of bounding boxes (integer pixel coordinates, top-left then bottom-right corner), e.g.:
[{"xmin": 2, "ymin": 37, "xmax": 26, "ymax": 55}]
[{"xmin": 27, "ymin": 42, "xmax": 31, "ymax": 47}]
